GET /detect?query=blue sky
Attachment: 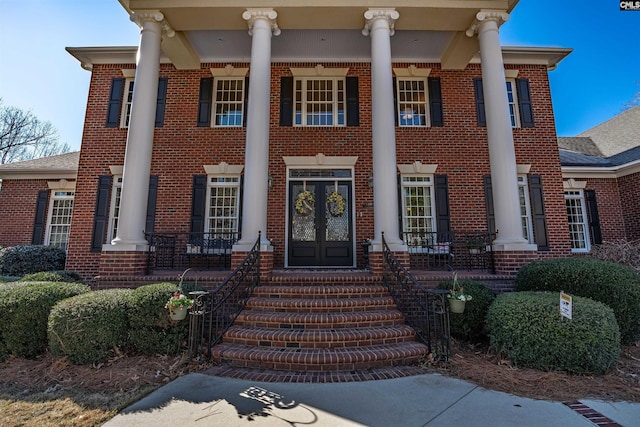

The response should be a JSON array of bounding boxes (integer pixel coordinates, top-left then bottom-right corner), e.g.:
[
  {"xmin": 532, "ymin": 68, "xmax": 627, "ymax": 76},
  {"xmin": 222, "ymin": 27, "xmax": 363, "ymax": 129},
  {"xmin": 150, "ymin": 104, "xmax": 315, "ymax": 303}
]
[{"xmin": 1, "ymin": 1, "xmax": 638, "ymax": 152}]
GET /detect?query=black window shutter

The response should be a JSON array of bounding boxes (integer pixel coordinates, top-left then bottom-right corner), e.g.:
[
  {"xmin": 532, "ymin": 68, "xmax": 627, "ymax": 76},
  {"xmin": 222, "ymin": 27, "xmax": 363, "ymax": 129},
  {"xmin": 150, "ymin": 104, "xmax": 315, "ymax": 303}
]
[
  {"xmin": 397, "ymin": 174, "xmax": 404, "ymax": 241},
  {"xmin": 197, "ymin": 77, "xmax": 213, "ymax": 127},
  {"xmin": 516, "ymin": 78, "xmax": 534, "ymax": 128},
  {"xmin": 428, "ymin": 77, "xmax": 444, "ymax": 127},
  {"xmin": 585, "ymin": 189, "xmax": 602, "ymax": 245},
  {"xmin": 528, "ymin": 175, "xmax": 549, "ymax": 250},
  {"xmin": 32, "ymin": 190, "xmax": 48, "ymax": 245},
  {"xmin": 91, "ymin": 176, "xmax": 112, "ymax": 252},
  {"xmin": 484, "ymin": 175, "xmax": 496, "ymax": 235},
  {"xmin": 346, "ymin": 76, "xmax": 359, "ymax": 127},
  {"xmin": 191, "ymin": 175, "xmax": 207, "ymax": 234},
  {"xmin": 434, "ymin": 175, "xmax": 451, "ymax": 233},
  {"xmin": 243, "ymin": 77, "xmax": 250, "ymax": 127},
  {"xmin": 145, "ymin": 175, "xmax": 159, "ymax": 234},
  {"xmin": 392, "ymin": 77, "xmax": 399, "ymax": 127},
  {"xmin": 155, "ymin": 78, "xmax": 168, "ymax": 127},
  {"xmin": 106, "ymin": 78, "xmax": 124, "ymax": 128},
  {"xmin": 280, "ymin": 76, "xmax": 294, "ymax": 126},
  {"xmin": 473, "ymin": 78, "xmax": 486, "ymax": 127}
]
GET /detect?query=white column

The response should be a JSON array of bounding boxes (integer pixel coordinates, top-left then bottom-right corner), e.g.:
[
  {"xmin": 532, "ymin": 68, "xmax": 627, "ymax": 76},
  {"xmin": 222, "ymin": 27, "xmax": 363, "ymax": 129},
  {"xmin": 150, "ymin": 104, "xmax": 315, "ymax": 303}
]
[
  {"xmin": 235, "ymin": 9, "xmax": 280, "ymax": 251},
  {"xmin": 467, "ymin": 11, "xmax": 533, "ymax": 250},
  {"xmin": 363, "ymin": 8, "xmax": 405, "ymax": 251},
  {"xmin": 111, "ymin": 11, "xmax": 174, "ymax": 250}
]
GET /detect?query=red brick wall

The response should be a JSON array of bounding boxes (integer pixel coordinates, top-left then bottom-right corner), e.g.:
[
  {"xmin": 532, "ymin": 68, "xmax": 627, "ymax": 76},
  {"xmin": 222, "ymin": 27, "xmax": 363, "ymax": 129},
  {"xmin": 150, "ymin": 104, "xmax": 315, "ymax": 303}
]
[
  {"xmin": 66, "ymin": 61, "xmax": 573, "ymax": 277},
  {"xmin": 0, "ymin": 179, "xmax": 49, "ymax": 248},
  {"xmin": 619, "ymin": 172, "xmax": 640, "ymax": 240}
]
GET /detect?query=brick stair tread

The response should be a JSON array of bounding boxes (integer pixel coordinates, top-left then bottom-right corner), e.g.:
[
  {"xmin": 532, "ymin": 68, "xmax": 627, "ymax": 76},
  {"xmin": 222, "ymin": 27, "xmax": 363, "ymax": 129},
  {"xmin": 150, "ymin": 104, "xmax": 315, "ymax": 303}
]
[
  {"xmin": 267, "ymin": 272, "xmax": 378, "ymax": 285},
  {"xmin": 224, "ymin": 325, "xmax": 416, "ymax": 346},
  {"xmin": 253, "ymin": 284, "xmax": 388, "ymax": 298},
  {"xmin": 211, "ymin": 342, "xmax": 429, "ymax": 366},
  {"xmin": 233, "ymin": 309, "xmax": 407, "ymax": 328},
  {"xmin": 245, "ymin": 296, "xmax": 395, "ymax": 310}
]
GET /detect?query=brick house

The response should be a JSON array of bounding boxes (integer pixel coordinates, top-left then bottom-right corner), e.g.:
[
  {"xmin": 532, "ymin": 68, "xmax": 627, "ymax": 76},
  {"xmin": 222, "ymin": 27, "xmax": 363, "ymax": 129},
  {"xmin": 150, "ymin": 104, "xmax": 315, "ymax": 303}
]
[{"xmin": 2, "ymin": 0, "xmax": 586, "ymax": 282}]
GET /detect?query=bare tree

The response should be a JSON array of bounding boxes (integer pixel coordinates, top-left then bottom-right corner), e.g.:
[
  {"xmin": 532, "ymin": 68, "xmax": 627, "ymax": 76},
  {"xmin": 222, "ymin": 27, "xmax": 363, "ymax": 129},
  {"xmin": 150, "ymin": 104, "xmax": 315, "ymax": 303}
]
[
  {"xmin": 622, "ymin": 83, "xmax": 640, "ymax": 111},
  {"xmin": 0, "ymin": 98, "xmax": 70, "ymax": 164}
]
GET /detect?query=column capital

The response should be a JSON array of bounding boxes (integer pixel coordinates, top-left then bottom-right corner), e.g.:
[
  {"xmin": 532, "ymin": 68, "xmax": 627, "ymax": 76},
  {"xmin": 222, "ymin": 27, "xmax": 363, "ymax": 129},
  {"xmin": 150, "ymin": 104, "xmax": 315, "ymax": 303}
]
[
  {"xmin": 242, "ymin": 8, "xmax": 281, "ymax": 36},
  {"xmin": 465, "ymin": 9, "xmax": 509, "ymax": 37},
  {"xmin": 362, "ymin": 8, "xmax": 400, "ymax": 36},
  {"xmin": 130, "ymin": 10, "xmax": 175, "ymax": 38}
]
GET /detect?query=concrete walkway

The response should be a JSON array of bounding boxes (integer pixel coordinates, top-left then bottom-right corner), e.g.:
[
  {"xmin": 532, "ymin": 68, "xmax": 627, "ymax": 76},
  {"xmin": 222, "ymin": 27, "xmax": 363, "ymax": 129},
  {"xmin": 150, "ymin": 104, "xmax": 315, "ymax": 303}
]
[{"xmin": 104, "ymin": 373, "xmax": 640, "ymax": 426}]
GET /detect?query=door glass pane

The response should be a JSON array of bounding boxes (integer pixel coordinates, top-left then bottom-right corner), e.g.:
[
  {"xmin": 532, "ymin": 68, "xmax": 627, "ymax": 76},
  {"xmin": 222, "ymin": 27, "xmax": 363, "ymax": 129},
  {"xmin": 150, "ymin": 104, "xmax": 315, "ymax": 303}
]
[
  {"xmin": 292, "ymin": 183, "xmax": 316, "ymax": 241},
  {"xmin": 326, "ymin": 184, "xmax": 349, "ymax": 242}
]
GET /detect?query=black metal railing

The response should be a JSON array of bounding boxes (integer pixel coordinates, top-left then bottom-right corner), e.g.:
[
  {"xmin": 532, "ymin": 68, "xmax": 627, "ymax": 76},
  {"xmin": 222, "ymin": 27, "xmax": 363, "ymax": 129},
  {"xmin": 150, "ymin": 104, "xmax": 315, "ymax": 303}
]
[
  {"xmin": 382, "ymin": 233, "xmax": 451, "ymax": 362},
  {"xmin": 403, "ymin": 231, "xmax": 496, "ymax": 273},
  {"xmin": 188, "ymin": 233, "xmax": 261, "ymax": 361},
  {"xmin": 145, "ymin": 231, "xmax": 239, "ymax": 272}
]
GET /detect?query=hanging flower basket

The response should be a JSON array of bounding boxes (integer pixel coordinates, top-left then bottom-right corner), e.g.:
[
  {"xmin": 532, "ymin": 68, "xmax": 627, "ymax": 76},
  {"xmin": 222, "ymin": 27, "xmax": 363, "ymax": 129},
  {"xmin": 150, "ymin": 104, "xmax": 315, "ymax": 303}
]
[
  {"xmin": 327, "ymin": 191, "xmax": 346, "ymax": 217},
  {"xmin": 165, "ymin": 292, "xmax": 193, "ymax": 321},
  {"xmin": 449, "ymin": 299, "xmax": 466, "ymax": 314},
  {"xmin": 295, "ymin": 190, "xmax": 315, "ymax": 216}
]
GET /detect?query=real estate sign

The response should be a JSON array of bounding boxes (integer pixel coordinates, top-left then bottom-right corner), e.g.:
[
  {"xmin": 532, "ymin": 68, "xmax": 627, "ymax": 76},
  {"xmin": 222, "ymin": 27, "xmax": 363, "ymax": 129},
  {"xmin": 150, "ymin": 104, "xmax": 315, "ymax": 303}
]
[{"xmin": 560, "ymin": 292, "xmax": 572, "ymax": 320}]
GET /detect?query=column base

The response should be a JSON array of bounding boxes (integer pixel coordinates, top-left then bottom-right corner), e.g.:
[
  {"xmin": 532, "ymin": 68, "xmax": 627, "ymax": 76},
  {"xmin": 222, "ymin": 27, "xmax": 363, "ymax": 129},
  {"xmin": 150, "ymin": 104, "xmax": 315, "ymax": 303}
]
[
  {"xmin": 231, "ymin": 246, "xmax": 273, "ymax": 281},
  {"xmin": 492, "ymin": 250, "xmax": 539, "ymax": 276},
  {"xmin": 369, "ymin": 250, "xmax": 410, "ymax": 276}
]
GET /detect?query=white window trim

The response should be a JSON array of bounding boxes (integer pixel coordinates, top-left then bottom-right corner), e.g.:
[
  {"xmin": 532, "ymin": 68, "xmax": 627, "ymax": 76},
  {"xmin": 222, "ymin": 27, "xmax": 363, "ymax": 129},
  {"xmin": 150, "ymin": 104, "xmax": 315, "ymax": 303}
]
[
  {"xmin": 107, "ymin": 175, "xmax": 123, "ymax": 243},
  {"xmin": 506, "ymin": 78, "xmax": 521, "ymax": 128},
  {"xmin": 212, "ymin": 77, "xmax": 245, "ymax": 127},
  {"xmin": 44, "ymin": 190, "xmax": 74, "ymax": 251},
  {"xmin": 204, "ymin": 175, "xmax": 241, "ymax": 238},
  {"xmin": 518, "ymin": 175, "xmax": 534, "ymax": 243},
  {"xmin": 119, "ymin": 78, "xmax": 135, "ymax": 128},
  {"xmin": 294, "ymin": 76, "xmax": 346, "ymax": 127},
  {"xmin": 564, "ymin": 189, "xmax": 591, "ymax": 253},
  {"xmin": 395, "ymin": 77, "xmax": 430, "ymax": 127},
  {"xmin": 400, "ymin": 174, "xmax": 437, "ymax": 247}
]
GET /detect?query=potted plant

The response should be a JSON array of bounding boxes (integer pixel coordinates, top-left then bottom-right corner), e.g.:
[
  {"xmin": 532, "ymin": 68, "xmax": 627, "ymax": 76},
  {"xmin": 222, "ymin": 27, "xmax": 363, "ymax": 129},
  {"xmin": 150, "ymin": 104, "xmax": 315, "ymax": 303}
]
[
  {"xmin": 448, "ymin": 273, "xmax": 472, "ymax": 314},
  {"xmin": 165, "ymin": 292, "xmax": 193, "ymax": 321},
  {"xmin": 466, "ymin": 237, "xmax": 484, "ymax": 255}
]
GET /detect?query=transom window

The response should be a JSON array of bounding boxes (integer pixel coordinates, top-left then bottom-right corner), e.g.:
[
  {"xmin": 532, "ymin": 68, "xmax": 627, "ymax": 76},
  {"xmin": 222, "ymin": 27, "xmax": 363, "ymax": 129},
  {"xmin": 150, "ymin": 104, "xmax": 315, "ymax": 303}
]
[
  {"xmin": 518, "ymin": 176, "xmax": 533, "ymax": 243},
  {"xmin": 506, "ymin": 79, "xmax": 521, "ymax": 128},
  {"xmin": 119, "ymin": 78, "xmax": 135, "ymax": 128},
  {"xmin": 213, "ymin": 78, "xmax": 245, "ymax": 127},
  {"xmin": 108, "ymin": 177, "xmax": 123, "ymax": 243},
  {"xmin": 401, "ymin": 176, "xmax": 436, "ymax": 244},
  {"xmin": 45, "ymin": 191, "xmax": 74, "ymax": 251},
  {"xmin": 396, "ymin": 78, "xmax": 429, "ymax": 127},
  {"xmin": 295, "ymin": 78, "xmax": 345, "ymax": 126},
  {"xmin": 565, "ymin": 190, "xmax": 590, "ymax": 252},
  {"xmin": 206, "ymin": 177, "xmax": 240, "ymax": 237}
]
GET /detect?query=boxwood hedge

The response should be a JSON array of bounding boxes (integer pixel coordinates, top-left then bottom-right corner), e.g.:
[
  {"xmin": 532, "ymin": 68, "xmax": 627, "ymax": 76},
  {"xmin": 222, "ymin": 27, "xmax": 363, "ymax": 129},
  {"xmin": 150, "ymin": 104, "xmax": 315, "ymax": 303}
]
[
  {"xmin": 21, "ymin": 270, "xmax": 84, "ymax": 283},
  {"xmin": 48, "ymin": 289, "xmax": 132, "ymax": 364},
  {"xmin": 128, "ymin": 283, "xmax": 189, "ymax": 355},
  {"xmin": 436, "ymin": 279, "xmax": 495, "ymax": 340},
  {"xmin": 0, "ymin": 245, "xmax": 66, "ymax": 276},
  {"xmin": 515, "ymin": 258, "xmax": 640, "ymax": 344},
  {"xmin": 487, "ymin": 291, "xmax": 620, "ymax": 374},
  {"xmin": 0, "ymin": 282, "xmax": 90, "ymax": 360}
]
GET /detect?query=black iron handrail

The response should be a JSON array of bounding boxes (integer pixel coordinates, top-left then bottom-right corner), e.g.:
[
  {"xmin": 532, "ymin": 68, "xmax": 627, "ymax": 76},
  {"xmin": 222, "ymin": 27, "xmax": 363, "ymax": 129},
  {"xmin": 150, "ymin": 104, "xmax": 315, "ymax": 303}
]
[
  {"xmin": 188, "ymin": 233, "xmax": 261, "ymax": 360},
  {"xmin": 381, "ymin": 233, "xmax": 450, "ymax": 362}
]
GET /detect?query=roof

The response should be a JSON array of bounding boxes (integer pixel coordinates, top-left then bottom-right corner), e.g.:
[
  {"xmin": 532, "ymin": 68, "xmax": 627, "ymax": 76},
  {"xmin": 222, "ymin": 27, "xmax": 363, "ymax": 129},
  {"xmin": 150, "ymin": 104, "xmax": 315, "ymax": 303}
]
[
  {"xmin": 0, "ymin": 152, "xmax": 79, "ymax": 180},
  {"xmin": 557, "ymin": 137, "xmax": 602, "ymax": 156},
  {"xmin": 577, "ymin": 105, "xmax": 640, "ymax": 157}
]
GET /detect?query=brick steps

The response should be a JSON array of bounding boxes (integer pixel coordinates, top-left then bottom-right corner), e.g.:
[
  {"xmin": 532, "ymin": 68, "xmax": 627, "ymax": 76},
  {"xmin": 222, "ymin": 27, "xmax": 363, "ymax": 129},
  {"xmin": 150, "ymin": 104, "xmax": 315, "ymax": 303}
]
[{"xmin": 212, "ymin": 273, "xmax": 430, "ymax": 373}]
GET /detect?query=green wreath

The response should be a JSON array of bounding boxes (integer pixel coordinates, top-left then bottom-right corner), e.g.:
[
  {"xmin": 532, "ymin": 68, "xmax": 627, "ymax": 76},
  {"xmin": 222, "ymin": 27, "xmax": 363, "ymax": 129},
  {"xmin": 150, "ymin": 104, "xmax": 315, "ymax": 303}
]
[
  {"xmin": 327, "ymin": 191, "xmax": 346, "ymax": 217},
  {"xmin": 295, "ymin": 190, "xmax": 315, "ymax": 216}
]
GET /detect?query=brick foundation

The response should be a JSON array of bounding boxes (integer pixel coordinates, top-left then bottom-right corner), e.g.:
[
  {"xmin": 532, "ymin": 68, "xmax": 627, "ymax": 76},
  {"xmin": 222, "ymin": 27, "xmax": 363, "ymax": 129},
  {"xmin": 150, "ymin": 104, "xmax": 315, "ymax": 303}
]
[
  {"xmin": 369, "ymin": 250, "xmax": 409, "ymax": 276},
  {"xmin": 231, "ymin": 249, "xmax": 273, "ymax": 280},
  {"xmin": 492, "ymin": 251, "xmax": 540, "ymax": 276},
  {"xmin": 98, "ymin": 251, "xmax": 148, "ymax": 277}
]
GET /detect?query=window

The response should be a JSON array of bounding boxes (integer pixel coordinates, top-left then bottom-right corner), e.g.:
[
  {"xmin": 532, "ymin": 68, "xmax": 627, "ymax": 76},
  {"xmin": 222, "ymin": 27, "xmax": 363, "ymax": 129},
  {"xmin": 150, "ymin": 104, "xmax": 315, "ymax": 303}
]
[
  {"xmin": 119, "ymin": 78, "xmax": 135, "ymax": 128},
  {"xmin": 506, "ymin": 79, "xmax": 520, "ymax": 128},
  {"xmin": 106, "ymin": 77, "xmax": 167, "ymax": 128},
  {"xmin": 565, "ymin": 190, "xmax": 590, "ymax": 252},
  {"xmin": 213, "ymin": 78, "xmax": 245, "ymax": 127},
  {"xmin": 206, "ymin": 177, "xmax": 240, "ymax": 237},
  {"xmin": 107, "ymin": 176, "xmax": 123, "ymax": 243},
  {"xmin": 295, "ymin": 78, "xmax": 345, "ymax": 126},
  {"xmin": 45, "ymin": 191, "xmax": 74, "ymax": 251},
  {"xmin": 401, "ymin": 176, "xmax": 436, "ymax": 244},
  {"xmin": 396, "ymin": 78, "xmax": 429, "ymax": 127},
  {"xmin": 518, "ymin": 176, "xmax": 533, "ymax": 243}
]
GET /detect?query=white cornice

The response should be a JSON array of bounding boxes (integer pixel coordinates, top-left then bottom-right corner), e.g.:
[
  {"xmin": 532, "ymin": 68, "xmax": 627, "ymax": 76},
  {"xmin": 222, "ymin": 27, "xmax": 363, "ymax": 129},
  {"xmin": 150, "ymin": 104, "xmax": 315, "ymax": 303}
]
[
  {"xmin": 203, "ymin": 162, "xmax": 244, "ymax": 175},
  {"xmin": 283, "ymin": 153, "xmax": 358, "ymax": 167},
  {"xmin": 48, "ymin": 179, "xmax": 76, "ymax": 191},
  {"xmin": 562, "ymin": 159, "xmax": 640, "ymax": 180},
  {"xmin": 210, "ymin": 65, "xmax": 249, "ymax": 77},
  {"xmin": 393, "ymin": 65, "xmax": 431, "ymax": 77},
  {"xmin": 0, "ymin": 170, "xmax": 77, "ymax": 180},
  {"xmin": 397, "ymin": 161, "xmax": 437, "ymax": 174},
  {"xmin": 289, "ymin": 65, "xmax": 349, "ymax": 77}
]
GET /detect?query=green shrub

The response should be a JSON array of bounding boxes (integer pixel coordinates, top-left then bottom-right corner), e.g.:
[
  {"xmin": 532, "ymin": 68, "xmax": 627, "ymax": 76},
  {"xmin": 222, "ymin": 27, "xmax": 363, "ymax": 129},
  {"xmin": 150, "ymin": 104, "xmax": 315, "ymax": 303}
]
[
  {"xmin": 128, "ymin": 283, "xmax": 189, "ymax": 355},
  {"xmin": 0, "ymin": 282, "xmax": 90, "ymax": 359},
  {"xmin": 487, "ymin": 291, "xmax": 620, "ymax": 374},
  {"xmin": 48, "ymin": 289, "xmax": 132, "ymax": 364},
  {"xmin": 515, "ymin": 258, "xmax": 640, "ymax": 344},
  {"xmin": 0, "ymin": 245, "xmax": 66, "ymax": 276},
  {"xmin": 21, "ymin": 270, "xmax": 84, "ymax": 283},
  {"xmin": 436, "ymin": 279, "xmax": 495, "ymax": 340}
]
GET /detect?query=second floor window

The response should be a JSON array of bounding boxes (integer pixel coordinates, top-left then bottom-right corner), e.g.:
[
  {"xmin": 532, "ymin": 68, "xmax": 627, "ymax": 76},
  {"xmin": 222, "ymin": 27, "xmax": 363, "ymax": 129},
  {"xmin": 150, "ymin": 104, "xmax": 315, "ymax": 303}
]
[
  {"xmin": 506, "ymin": 79, "xmax": 521, "ymax": 128},
  {"xmin": 119, "ymin": 79, "xmax": 135, "ymax": 128},
  {"xmin": 396, "ymin": 78, "xmax": 429, "ymax": 127},
  {"xmin": 214, "ymin": 78, "xmax": 245, "ymax": 127},
  {"xmin": 295, "ymin": 78, "xmax": 345, "ymax": 126}
]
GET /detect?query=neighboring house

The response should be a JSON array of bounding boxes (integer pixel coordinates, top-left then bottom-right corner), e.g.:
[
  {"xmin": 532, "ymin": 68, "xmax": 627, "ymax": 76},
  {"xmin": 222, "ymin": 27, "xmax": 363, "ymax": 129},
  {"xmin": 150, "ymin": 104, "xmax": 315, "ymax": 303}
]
[
  {"xmin": 0, "ymin": 152, "xmax": 79, "ymax": 250},
  {"xmin": 559, "ymin": 105, "xmax": 640, "ymax": 250},
  {"xmin": 2, "ymin": 1, "xmax": 581, "ymax": 281}
]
